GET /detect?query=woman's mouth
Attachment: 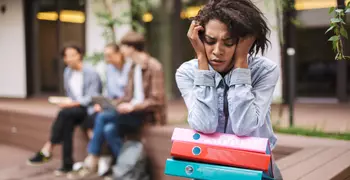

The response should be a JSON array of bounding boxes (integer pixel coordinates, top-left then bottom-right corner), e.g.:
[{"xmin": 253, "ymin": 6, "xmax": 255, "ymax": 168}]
[{"xmin": 210, "ymin": 59, "xmax": 225, "ymax": 66}]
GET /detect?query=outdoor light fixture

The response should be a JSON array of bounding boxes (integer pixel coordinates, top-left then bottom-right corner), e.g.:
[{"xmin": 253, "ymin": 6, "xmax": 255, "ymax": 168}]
[
  {"xmin": 36, "ymin": 10, "xmax": 85, "ymax": 24},
  {"xmin": 181, "ymin": 6, "xmax": 202, "ymax": 19},
  {"xmin": 60, "ymin": 10, "xmax": 85, "ymax": 23},
  {"xmin": 37, "ymin": 11, "xmax": 58, "ymax": 21},
  {"xmin": 142, "ymin": 12, "xmax": 153, "ymax": 23},
  {"xmin": 295, "ymin": 0, "xmax": 350, "ymax": 10}
]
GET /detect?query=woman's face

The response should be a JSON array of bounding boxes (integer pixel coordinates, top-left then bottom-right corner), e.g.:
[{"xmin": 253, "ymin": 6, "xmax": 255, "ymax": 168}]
[{"xmin": 203, "ymin": 19, "xmax": 237, "ymax": 74}]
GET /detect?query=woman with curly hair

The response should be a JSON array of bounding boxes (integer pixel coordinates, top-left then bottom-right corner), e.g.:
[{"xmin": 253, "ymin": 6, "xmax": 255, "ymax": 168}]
[{"xmin": 175, "ymin": 0, "xmax": 283, "ymax": 179}]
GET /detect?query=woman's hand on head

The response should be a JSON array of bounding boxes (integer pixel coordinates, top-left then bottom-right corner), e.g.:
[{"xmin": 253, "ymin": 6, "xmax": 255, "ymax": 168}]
[
  {"xmin": 187, "ymin": 20, "xmax": 209, "ymax": 70},
  {"xmin": 234, "ymin": 36, "xmax": 256, "ymax": 69}
]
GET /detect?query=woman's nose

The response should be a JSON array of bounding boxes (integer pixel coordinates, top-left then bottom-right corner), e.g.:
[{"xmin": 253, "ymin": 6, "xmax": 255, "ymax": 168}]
[{"xmin": 213, "ymin": 44, "xmax": 224, "ymax": 56}]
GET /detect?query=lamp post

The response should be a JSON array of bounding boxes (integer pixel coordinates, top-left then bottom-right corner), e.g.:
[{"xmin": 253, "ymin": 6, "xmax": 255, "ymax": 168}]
[{"xmin": 287, "ymin": 48, "xmax": 296, "ymax": 127}]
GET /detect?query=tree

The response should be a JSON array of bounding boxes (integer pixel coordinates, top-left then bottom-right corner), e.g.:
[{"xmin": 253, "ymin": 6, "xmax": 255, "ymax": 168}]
[
  {"xmin": 326, "ymin": 2, "xmax": 350, "ymax": 60},
  {"xmin": 265, "ymin": 0, "xmax": 350, "ymax": 60},
  {"xmin": 85, "ymin": 0, "xmax": 150, "ymax": 64}
]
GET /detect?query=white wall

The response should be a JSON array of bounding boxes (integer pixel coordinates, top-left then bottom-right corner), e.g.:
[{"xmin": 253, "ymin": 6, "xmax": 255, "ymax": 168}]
[
  {"xmin": 254, "ymin": 0, "xmax": 283, "ymax": 103},
  {"xmin": 0, "ymin": 0, "xmax": 26, "ymax": 98}
]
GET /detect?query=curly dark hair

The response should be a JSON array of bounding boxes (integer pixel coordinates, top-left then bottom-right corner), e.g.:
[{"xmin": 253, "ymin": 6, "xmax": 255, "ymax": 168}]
[
  {"xmin": 192, "ymin": 0, "xmax": 270, "ymax": 55},
  {"xmin": 60, "ymin": 43, "xmax": 84, "ymax": 58}
]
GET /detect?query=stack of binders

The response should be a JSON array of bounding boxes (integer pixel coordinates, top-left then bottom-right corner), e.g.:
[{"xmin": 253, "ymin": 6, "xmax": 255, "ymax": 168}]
[{"xmin": 164, "ymin": 128, "xmax": 274, "ymax": 180}]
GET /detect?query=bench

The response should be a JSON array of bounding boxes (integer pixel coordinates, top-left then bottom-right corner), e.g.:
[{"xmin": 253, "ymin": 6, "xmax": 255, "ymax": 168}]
[
  {"xmin": 275, "ymin": 134, "xmax": 350, "ymax": 180},
  {"xmin": 278, "ymin": 146, "xmax": 350, "ymax": 180},
  {"xmin": 0, "ymin": 106, "xmax": 293, "ymax": 180},
  {"xmin": 1, "ymin": 101, "xmax": 350, "ymax": 180}
]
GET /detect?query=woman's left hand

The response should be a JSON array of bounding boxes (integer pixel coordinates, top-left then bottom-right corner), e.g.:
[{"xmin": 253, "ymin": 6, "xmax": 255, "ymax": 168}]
[{"xmin": 234, "ymin": 36, "xmax": 256, "ymax": 68}]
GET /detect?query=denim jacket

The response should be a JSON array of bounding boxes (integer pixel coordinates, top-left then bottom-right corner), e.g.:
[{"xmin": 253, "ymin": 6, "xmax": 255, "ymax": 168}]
[{"xmin": 175, "ymin": 56, "xmax": 280, "ymax": 149}]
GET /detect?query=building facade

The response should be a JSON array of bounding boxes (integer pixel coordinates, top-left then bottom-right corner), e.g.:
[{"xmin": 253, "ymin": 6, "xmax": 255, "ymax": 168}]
[
  {"xmin": 283, "ymin": 0, "xmax": 350, "ymax": 103},
  {"xmin": 10, "ymin": 0, "xmax": 349, "ymax": 104}
]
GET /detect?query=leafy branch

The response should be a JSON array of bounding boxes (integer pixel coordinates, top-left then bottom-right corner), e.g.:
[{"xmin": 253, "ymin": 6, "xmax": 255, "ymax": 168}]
[
  {"xmin": 264, "ymin": 0, "xmax": 299, "ymax": 45},
  {"xmin": 326, "ymin": 3, "xmax": 350, "ymax": 60},
  {"xmin": 85, "ymin": 0, "xmax": 150, "ymax": 64}
]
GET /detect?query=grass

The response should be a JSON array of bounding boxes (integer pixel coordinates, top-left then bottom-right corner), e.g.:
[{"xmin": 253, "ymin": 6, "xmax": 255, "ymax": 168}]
[{"xmin": 273, "ymin": 125, "xmax": 350, "ymax": 141}]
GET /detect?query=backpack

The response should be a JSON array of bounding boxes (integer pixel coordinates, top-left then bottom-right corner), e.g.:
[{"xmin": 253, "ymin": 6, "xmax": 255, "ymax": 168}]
[{"xmin": 112, "ymin": 140, "xmax": 151, "ymax": 180}]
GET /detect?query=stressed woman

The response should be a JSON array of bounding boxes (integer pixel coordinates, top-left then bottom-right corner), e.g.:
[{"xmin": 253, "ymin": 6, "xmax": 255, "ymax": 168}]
[{"xmin": 175, "ymin": 0, "xmax": 282, "ymax": 179}]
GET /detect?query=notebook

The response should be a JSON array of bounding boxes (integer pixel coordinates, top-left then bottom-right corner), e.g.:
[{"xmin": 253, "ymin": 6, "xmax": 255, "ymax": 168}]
[
  {"xmin": 170, "ymin": 140, "xmax": 271, "ymax": 171},
  {"xmin": 92, "ymin": 96, "xmax": 116, "ymax": 110},
  {"xmin": 171, "ymin": 128, "xmax": 270, "ymax": 154},
  {"xmin": 164, "ymin": 158, "xmax": 263, "ymax": 180}
]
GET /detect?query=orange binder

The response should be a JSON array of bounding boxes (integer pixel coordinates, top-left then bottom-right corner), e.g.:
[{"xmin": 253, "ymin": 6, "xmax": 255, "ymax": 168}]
[{"xmin": 170, "ymin": 140, "xmax": 271, "ymax": 171}]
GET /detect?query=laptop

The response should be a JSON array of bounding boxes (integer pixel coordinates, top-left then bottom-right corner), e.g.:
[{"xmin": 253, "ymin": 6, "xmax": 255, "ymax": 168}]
[{"xmin": 92, "ymin": 96, "xmax": 117, "ymax": 110}]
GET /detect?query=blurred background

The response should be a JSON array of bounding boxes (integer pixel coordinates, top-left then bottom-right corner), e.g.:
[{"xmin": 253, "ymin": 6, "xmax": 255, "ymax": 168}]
[{"xmin": 1, "ymin": 0, "xmax": 349, "ymax": 103}]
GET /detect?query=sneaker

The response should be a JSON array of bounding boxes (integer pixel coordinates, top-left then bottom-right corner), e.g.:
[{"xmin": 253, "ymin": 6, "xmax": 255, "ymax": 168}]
[
  {"xmin": 101, "ymin": 168, "xmax": 113, "ymax": 177},
  {"xmin": 27, "ymin": 151, "xmax": 51, "ymax": 166},
  {"xmin": 66, "ymin": 171, "xmax": 81, "ymax": 180},
  {"xmin": 53, "ymin": 166, "xmax": 73, "ymax": 177},
  {"xmin": 104, "ymin": 175, "xmax": 113, "ymax": 180},
  {"xmin": 103, "ymin": 169, "xmax": 113, "ymax": 180},
  {"xmin": 66, "ymin": 167, "xmax": 95, "ymax": 179}
]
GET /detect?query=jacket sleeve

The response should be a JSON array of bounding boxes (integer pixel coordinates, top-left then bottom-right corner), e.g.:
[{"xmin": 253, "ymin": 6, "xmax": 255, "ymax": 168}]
[
  {"xmin": 227, "ymin": 65, "xmax": 280, "ymax": 136},
  {"xmin": 175, "ymin": 63, "xmax": 218, "ymax": 134},
  {"xmin": 77, "ymin": 71, "xmax": 102, "ymax": 107},
  {"xmin": 132, "ymin": 65, "xmax": 165, "ymax": 112}
]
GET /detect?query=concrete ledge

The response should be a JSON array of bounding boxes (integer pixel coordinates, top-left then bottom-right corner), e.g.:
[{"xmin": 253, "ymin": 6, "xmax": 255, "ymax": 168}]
[{"xmin": 1, "ymin": 102, "xmax": 350, "ymax": 180}]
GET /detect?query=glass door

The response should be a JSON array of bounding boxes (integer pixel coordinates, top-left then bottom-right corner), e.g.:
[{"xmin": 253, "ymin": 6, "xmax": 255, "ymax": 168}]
[
  {"xmin": 29, "ymin": 0, "xmax": 86, "ymax": 96},
  {"xmin": 37, "ymin": 0, "xmax": 60, "ymax": 94}
]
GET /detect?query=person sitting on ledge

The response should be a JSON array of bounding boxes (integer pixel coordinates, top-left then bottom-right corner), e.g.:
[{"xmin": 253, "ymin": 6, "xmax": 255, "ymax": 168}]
[
  {"xmin": 27, "ymin": 43, "xmax": 102, "ymax": 177},
  {"xmin": 75, "ymin": 31, "xmax": 166, "ymax": 178}
]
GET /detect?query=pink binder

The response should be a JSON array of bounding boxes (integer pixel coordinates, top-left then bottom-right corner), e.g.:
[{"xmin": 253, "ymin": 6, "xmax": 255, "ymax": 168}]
[{"xmin": 171, "ymin": 128, "xmax": 269, "ymax": 154}]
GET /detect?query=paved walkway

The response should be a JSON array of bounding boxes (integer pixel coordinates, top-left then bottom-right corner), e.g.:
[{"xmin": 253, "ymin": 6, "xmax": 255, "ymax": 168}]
[
  {"xmin": 2, "ymin": 131, "xmax": 350, "ymax": 180},
  {"xmin": 0, "ymin": 144, "xmax": 102, "ymax": 180},
  {"xmin": 0, "ymin": 145, "xmax": 65, "ymax": 180},
  {"xmin": 0, "ymin": 98, "xmax": 350, "ymax": 179}
]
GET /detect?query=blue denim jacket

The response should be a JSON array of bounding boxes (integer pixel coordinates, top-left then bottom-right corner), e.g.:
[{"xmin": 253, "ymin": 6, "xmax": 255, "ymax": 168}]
[
  {"xmin": 106, "ymin": 60, "xmax": 133, "ymax": 99},
  {"xmin": 64, "ymin": 64, "xmax": 102, "ymax": 114},
  {"xmin": 175, "ymin": 56, "xmax": 280, "ymax": 149}
]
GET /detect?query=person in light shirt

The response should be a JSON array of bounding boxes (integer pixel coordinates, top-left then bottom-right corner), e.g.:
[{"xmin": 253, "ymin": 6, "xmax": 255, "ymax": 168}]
[
  {"xmin": 81, "ymin": 43, "xmax": 133, "ymax": 139},
  {"xmin": 75, "ymin": 31, "xmax": 166, "ymax": 179},
  {"xmin": 27, "ymin": 44, "xmax": 102, "ymax": 176},
  {"xmin": 175, "ymin": 0, "xmax": 283, "ymax": 179}
]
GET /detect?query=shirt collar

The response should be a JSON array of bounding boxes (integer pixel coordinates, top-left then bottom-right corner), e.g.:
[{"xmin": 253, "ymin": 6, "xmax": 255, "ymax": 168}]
[
  {"xmin": 209, "ymin": 56, "xmax": 252, "ymax": 88},
  {"xmin": 131, "ymin": 53, "xmax": 149, "ymax": 70},
  {"xmin": 208, "ymin": 64, "xmax": 232, "ymax": 88}
]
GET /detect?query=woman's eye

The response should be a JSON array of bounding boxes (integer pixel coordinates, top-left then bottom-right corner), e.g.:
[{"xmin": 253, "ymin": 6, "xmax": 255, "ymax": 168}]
[
  {"xmin": 224, "ymin": 42, "xmax": 234, "ymax": 47},
  {"xmin": 204, "ymin": 38, "xmax": 216, "ymax": 45},
  {"xmin": 224, "ymin": 39, "xmax": 234, "ymax": 46}
]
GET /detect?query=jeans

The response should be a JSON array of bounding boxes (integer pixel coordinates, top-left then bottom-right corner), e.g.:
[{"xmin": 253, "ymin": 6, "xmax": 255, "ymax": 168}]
[
  {"xmin": 88, "ymin": 110, "xmax": 144, "ymax": 157},
  {"xmin": 50, "ymin": 106, "xmax": 87, "ymax": 167},
  {"xmin": 88, "ymin": 110, "xmax": 122, "ymax": 157}
]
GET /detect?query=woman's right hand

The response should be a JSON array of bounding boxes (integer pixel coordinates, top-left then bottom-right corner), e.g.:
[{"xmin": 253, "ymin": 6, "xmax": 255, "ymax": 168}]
[{"xmin": 187, "ymin": 21, "xmax": 209, "ymax": 70}]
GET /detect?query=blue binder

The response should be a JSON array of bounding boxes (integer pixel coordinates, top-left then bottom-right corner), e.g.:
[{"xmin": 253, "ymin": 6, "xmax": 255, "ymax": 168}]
[{"xmin": 165, "ymin": 158, "xmax": 263, "ymax": 180}]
